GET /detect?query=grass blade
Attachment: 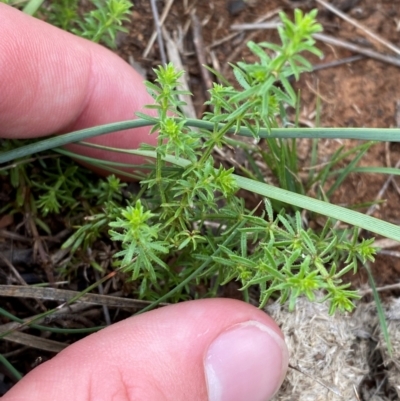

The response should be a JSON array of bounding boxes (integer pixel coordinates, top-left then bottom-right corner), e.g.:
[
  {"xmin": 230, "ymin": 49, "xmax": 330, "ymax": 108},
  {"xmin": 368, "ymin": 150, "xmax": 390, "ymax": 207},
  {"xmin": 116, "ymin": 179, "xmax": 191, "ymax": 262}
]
[
  {"xmin": 0, "ymin": 354, "xmax": 22, "ymax": 381},
  {"xmin": 326, "ymin": 142, "xmax": 372, "ymax": 198},
  {"xmin": 22, "ymin": 0, "xmax": 45, "ymax": 15},
  {"xmin": 236, "ymin": 175, "xmax": 400, "ymax": 242},
  {"xmin": 365, "ymin": 264, "xmax": 393, "ymax": 356},
  {"xmin": 3, "ymin": 119, "xmax": 400, "ymax": 164}
]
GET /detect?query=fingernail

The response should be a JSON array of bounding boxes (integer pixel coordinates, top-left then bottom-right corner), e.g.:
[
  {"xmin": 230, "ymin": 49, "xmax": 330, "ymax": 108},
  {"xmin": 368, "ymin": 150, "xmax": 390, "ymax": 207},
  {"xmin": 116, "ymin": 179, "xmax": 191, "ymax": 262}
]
[{"xmin": 204, "ymin": 320, "xmax": 288, "ymax": 401}]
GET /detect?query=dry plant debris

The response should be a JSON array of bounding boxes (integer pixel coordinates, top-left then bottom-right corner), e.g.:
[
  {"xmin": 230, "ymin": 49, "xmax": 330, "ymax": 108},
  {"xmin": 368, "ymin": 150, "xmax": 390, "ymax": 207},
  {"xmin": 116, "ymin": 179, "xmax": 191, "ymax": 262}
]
[{"xmin": 266, "ymin": 296, "xmax": 400, "ymax": 401}]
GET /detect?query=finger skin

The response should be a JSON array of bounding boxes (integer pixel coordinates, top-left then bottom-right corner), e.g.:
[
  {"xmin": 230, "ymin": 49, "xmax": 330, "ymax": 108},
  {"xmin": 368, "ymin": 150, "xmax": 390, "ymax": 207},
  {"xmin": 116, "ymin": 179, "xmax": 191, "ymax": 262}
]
[
  {"xmin": 0, "ymin": 3, "xmax": 157, "ymax": 166},
  {"xmin": 3, "ymin": 299, "xmax": 288, "ymax": 401}
]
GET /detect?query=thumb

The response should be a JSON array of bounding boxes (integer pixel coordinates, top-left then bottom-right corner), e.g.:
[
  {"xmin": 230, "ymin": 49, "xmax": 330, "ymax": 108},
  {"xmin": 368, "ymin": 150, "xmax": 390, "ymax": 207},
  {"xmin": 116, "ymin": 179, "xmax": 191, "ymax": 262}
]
[{"xmin": 3, "ymin": 299, "xmax": 288, "ymax": 401}]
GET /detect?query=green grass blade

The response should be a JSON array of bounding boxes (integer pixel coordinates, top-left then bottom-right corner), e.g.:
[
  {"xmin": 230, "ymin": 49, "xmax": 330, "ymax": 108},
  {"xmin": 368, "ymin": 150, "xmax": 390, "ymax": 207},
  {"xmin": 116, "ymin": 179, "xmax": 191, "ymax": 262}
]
[
  {"xmin": 0, "ymin": 119, "xmax": 152, "ymax": 164},
  {"xmin": 3, "ymin": 119, "xmax": 400, "ymax": 164},
  {"xmin": 0, "ymin": 353, "xmax": 22, "ymax": 381},
  {"xmin": 235, "ymin": 176, "xmax": 400, "ymax": 241},
  {"xmin": 22, "ymin": 0, "xmax": 45, "ymax": 15},
  {"xmin": 326, "ymin": 142, "xmax": 372, "ymax": 198},
  {"xmin": 365, "ymin": 264, "xmax": 393, "ymax": 356},
  {"xmin": 334, "ymin": 166, "xmax": 400, "ymax": 176},
  {"xmin": 3, "ymin": 124, "xmax": 400, "ymax": 240}
]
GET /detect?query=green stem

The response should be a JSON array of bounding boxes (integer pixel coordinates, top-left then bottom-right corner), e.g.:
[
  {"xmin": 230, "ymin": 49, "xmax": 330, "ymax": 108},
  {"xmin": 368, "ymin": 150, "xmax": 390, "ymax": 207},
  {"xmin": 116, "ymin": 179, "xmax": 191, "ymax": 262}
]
[{"xmin": 199, "ymin": 119, "xmax": 237, "ymax": 164}]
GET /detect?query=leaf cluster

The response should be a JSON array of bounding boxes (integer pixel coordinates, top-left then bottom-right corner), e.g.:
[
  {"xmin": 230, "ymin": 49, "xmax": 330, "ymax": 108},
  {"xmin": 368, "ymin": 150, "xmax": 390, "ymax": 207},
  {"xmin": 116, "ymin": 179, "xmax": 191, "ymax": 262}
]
[
  {"xmin": 0, "ymin": 145, "xmax": 125, "ymax": 251},
  {"xmin": 213, "ymin": 200, "xmax": 375, "ymax": 313},
  {"xmin": 38, "ymin": 0, "xmax": 132, "ymax": 48},
  {"xmin": 104, "ymin": 10, "xmax": 376, "ymax": 311},
  {"xmin": 204, "ymin": 9, "xmax": 322, "ymax": 137}
]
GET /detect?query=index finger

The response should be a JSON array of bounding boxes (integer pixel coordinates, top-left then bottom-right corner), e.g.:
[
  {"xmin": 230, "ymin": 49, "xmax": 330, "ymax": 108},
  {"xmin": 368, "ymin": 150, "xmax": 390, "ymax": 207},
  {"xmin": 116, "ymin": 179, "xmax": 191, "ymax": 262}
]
[{"xmin": 0, "ymin": 4, "xmax": 157, "ymax": 165}]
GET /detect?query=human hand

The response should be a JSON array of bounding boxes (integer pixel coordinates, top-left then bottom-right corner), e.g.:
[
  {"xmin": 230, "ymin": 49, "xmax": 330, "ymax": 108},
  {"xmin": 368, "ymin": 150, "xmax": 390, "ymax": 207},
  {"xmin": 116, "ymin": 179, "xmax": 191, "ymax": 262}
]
[
  {"xmin": 0, "ymin": 5, "xmax": 289, "ymax": 400},
  {"xmin": 0, "ymin": 2, "xmax": 158, "ymax": 170},
  {"xmin": 3, "ymin": 299, "xmax": 288, "ymax": 401}
]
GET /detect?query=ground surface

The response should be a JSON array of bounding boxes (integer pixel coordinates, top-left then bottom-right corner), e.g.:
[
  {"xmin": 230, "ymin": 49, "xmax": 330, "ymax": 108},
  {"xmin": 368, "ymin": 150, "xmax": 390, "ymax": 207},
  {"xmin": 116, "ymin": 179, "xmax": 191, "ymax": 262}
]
[{"xmin": 1, "ymin": 0, "xmax": 400, "ymax": 398}]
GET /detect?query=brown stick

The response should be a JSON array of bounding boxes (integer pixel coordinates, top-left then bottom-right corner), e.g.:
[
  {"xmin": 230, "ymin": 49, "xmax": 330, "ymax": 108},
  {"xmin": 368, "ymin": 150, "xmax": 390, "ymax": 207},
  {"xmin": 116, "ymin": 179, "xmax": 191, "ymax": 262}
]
[
  {"xmin": 315, "ymin": 0, "xmax": 400, "ymax": 57},
  {"xmin": 0, "ymin": 285, "xmax": 168, "ymax": 308},
  {"xmin": 190, "ymin": 11, "xmax": 213, "ymax": 96}
]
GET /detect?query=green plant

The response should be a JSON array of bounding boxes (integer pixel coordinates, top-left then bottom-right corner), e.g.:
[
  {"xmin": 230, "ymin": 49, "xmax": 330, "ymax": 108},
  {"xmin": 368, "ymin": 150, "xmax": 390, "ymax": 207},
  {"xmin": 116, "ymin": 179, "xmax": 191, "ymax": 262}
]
[
  {"xmin": 72, "ymin": 0, "xmax": 132, "ymax": 47},
  {"xmin": 3, "ymin": 9, "xmax": 400, "ymax": 314},
  {"xmin": 0, "ymin": 138, "xmax": 127, "ymax": 251},
  {"xmin": 1, "ymin": 0, "xmax": 133, "ymax": 48}
]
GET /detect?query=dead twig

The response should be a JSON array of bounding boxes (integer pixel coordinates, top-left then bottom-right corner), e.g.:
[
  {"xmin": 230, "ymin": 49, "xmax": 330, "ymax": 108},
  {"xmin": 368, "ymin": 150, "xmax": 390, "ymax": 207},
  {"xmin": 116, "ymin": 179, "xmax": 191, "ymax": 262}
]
[
  {"xmin": 315, "ymin": 0, "xmax": 400, "ymax": 57},
  {"xmin": 0, "ymin": 285, "xmax": 167, "ymax": 308},
  {"xmin": 360, "ymin": 281, "xmax": 400, "ymax": 295},
  {"xmin": 0, "ymin": 303, "xmax": 95, "ymax": 334},
  {"xmin": 143, "ymin": 0, "xmax": 174, "ymax": 58},
  {"xmin": 0, "ymin": 230, "xmax": 31, "ymax": 243},
  {"xmin": 0, "ymin": 330, "xmax": 67, "ymax": 353},
  {"xmin": 0, "ymin": 256, "xmax": 26, "ymax": 287},
  {"xmin": 149, "ymin": 0, "xmax": 167, "ymax": 65},
  {"xmin": 0, "ymin": 253, "xmax": 47, "ymax": 311},
  {"xmin": 190, "ymin": 11, "xmax": 213, "ymax": 96},
  {"xmin": 373, "ymin": 238, "xmax": 400, "ymax": 249},
  {"xmin": 313, "ymin": 33, "xmax": 400, "ymax": 68},
  {"xmin": 310, "ymin": 54, "xmax": 364, "ymax": 72}
]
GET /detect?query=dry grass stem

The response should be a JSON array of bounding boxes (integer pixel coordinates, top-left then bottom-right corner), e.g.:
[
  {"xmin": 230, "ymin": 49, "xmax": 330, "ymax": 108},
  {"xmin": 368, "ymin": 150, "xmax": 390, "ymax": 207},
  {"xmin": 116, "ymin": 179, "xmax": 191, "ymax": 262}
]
[
  {"xmin": 0, "ymin": 285, "xmax": 165, "ymax": 308},
  {"xmin": 266, "ymin": 297, "xmax": 400, "ymax": 400},
  {"xmin": 149, "ymin": 0, "xmax": 167, "ymax": 64},
  {"xmin": 0, "ymin": 330, "xmax": 67, "ymax": 353},
  {"xmin": 315, "ymin": 0, "xmax": 400, "ymax": 57},
  {"xmin": 143, "ymin": 0, "xmax": 175, "ymax": 58},
  {"xmin": 190, "ymin": 11, "xmax": 213, "ymax": 96}
]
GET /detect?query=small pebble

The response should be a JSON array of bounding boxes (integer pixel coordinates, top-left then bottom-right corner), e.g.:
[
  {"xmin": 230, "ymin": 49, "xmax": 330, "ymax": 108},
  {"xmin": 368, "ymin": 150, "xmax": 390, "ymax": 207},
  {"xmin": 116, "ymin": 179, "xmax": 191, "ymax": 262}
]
[{"xmin": 227, "ymin": 0, "xmax": 246, "ymax": 16}]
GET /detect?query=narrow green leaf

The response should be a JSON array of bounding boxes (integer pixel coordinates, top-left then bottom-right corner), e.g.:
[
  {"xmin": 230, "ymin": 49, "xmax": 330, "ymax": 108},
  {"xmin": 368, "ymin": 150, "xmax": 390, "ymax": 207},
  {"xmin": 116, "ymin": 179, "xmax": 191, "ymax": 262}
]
[
  {"xmin": 3, "ymin": 119, "xmax": 400, "ymax": 165},
  {"xmin": 235, "ymin": 175, "xmax": 400, "ymax": 242},
  {"xmin": 22, "ymin": 0, "xmax": 45, "ymax": 15},
  {"xmin": 365, "ymin": 265, "xmax": 393, "ymax": 356},
  {"xmin": 0, "ymin": 353, "xmax": 22, "ymax": 381}
]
